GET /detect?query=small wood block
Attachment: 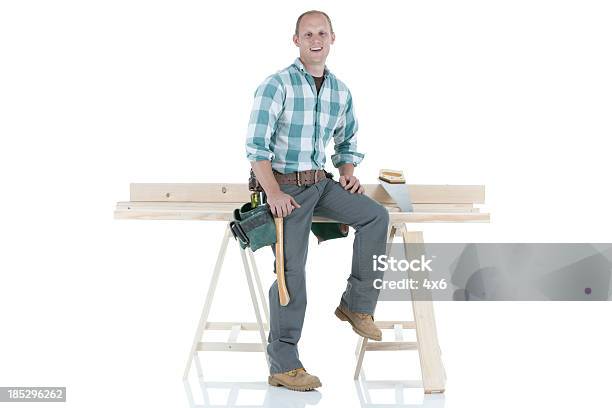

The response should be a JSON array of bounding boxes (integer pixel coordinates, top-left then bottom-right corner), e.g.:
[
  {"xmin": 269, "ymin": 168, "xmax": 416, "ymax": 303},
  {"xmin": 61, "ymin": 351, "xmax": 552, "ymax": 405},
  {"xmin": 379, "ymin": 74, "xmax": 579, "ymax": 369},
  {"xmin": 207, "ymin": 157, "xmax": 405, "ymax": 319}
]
[{"xmin": 379, "ymin": 169, "xmax": 406, "ymax": 184}]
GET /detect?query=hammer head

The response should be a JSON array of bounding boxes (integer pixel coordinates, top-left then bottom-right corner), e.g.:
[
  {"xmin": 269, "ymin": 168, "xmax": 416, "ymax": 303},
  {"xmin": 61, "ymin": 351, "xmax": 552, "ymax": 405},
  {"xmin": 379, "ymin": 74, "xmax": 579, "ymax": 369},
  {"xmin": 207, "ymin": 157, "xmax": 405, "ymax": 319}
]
[{"xmin": 248, "ymin": 169, "xmax": 264, "ymax": 192}]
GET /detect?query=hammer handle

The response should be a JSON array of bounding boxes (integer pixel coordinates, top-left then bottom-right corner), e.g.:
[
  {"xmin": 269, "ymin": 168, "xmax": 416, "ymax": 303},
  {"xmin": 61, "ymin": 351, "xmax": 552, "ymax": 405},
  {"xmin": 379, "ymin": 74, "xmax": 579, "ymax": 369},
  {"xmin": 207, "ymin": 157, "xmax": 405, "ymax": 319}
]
[{"xmin": 274, "ymin": 217, "xmax": 290, "ymax": 306}]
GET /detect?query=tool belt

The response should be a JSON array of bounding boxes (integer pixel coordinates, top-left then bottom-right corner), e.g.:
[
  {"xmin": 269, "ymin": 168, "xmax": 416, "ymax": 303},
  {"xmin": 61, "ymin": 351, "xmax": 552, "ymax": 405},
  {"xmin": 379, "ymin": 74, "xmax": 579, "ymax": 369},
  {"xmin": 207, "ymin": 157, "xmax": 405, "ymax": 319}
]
[
  {"xmin": 233, "ymin": 168, "xmax": 349, "ymax": 249},
  {"xmin": 273, "ymin": 169, "xmax": 348, "ymax": 242},
  {"xmin": 229, "ymin": 202, "xmax": 277, "ymax": 251},
  {"xmin": 273, "ymin": 169, "xmax": 328, "ymax": 186},
  {"xmin": 311, "ymin": 222, "xmax": 349, "ymax": 243}
]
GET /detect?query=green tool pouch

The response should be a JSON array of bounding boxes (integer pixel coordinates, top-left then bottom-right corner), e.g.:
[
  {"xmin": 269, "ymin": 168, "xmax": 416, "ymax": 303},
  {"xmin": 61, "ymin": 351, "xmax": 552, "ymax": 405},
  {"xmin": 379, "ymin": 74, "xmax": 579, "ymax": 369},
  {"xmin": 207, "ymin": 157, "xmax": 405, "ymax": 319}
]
[
  {"xmin": 229, "ymin": 203, "xmax": 277, "ymax": 251},
  {"xmin": 311, "ymin": 222, "xmax": 349, "ymax": 243},
  {"xmin": 309, "ymin": 170, "xmax": 350, "ymax": 243}
]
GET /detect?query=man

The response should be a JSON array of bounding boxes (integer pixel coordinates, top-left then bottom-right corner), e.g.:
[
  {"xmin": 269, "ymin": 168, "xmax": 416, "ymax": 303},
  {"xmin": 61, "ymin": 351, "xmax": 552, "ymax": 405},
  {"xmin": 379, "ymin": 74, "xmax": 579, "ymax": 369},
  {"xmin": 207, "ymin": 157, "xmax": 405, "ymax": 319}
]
[{"xmin": 245, "ymin": 10, "xmax": 389, "ymax": 391}]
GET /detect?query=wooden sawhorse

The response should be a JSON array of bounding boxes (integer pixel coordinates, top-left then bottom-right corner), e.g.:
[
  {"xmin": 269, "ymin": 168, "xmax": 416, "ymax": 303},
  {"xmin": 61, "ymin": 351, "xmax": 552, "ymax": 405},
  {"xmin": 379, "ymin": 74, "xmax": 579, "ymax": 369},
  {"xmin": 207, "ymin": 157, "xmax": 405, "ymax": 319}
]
[
  {"xmin": 115, "ymin": 182, "xmax": 488, "ymax": 393},
  {"xmin": 354, "ymin": 223, "xmax": 444, "ymax": 392}
]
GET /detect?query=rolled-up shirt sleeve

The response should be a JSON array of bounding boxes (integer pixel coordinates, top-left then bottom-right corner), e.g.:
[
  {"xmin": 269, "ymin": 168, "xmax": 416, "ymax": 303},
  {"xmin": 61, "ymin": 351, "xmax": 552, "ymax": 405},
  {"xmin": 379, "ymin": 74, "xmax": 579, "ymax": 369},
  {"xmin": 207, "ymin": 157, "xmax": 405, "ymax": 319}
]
[
  {"xmin": 331, "ymin": 90, "xmax": 365, "ymax": 168},
  {"xmin": 245, "ymin": 76, "xmax": 284, "ymax": 162}
]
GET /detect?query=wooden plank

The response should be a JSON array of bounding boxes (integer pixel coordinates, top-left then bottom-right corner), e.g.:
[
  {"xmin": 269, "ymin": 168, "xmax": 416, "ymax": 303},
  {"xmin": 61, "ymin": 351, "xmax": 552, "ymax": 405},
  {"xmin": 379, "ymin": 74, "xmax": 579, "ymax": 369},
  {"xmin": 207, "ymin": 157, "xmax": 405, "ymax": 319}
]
[
  {"xmin": 365, "ymin": 341, "xmax": 418, "ymax": 351},
  {"xmin": 117, "ymin": 201, "xmax": 477, "ymax": 213},
  {"xmin": 387, "ymin": 212, "xmax": 489, "ymax": 223},
  {"xmin": 365, "ymin": 184, "xmax": 485, "ymax": 205},
  {"xmin": 204, "ymin": 322, "xmax": 270, "ymax": 331},
  {"xmin": 402, "ymin": 229, "xmax": 446, "ymax": 394},
  {"xmin": 129, "ymin": 183, "xmax": 485, "ymax": 204},
  {"xmin": 196, "ymin": 342, "xmax": 265, "ymax": 352},
  {"xmin": 130, "ymin": 183, "xmax": 250, "ymax": 203},
  {"xmin": 375, "ymin": 321, "xmax": 416, "ymax": 330},
  {"xmin": 354, "ymin": 337, "xmax": 368, "ymax": 380},
  {"xmin": 114, "ymin": 205, "xmax": 490, "ymax": 223}
]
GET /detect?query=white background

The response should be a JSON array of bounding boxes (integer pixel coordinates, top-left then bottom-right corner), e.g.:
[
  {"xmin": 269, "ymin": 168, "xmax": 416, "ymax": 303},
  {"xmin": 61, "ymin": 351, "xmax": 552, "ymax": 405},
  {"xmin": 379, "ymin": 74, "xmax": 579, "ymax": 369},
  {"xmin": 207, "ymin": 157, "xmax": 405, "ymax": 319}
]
[{"xmin": 1, "ymin": 1, "xmax": 611, "ymax": 407}]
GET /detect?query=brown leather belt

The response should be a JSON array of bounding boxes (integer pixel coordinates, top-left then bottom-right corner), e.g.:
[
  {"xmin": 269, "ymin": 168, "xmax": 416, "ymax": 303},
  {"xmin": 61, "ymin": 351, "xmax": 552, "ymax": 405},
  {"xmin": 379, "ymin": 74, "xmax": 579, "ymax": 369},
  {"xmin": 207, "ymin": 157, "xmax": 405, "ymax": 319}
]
[{"xmin": 273, "ymin": 169, "xmax": 327, "ymax": 186}]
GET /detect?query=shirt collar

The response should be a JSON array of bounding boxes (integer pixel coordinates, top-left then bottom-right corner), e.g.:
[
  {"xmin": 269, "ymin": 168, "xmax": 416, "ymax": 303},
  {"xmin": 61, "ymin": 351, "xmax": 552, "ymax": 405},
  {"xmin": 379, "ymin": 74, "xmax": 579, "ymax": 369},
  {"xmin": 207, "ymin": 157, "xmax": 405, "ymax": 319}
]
[{"xmin": 293, "ymin": 57, "xmax": 331, "ymax": 78}]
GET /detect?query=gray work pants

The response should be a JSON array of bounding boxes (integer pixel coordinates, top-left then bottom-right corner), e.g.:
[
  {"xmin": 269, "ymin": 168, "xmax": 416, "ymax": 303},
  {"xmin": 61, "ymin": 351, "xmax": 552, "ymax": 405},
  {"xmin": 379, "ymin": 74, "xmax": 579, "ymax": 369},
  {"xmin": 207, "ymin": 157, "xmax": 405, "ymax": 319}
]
[{"xmin": 267, "ymin": 177, "xmax": 389, "ymax": 374}]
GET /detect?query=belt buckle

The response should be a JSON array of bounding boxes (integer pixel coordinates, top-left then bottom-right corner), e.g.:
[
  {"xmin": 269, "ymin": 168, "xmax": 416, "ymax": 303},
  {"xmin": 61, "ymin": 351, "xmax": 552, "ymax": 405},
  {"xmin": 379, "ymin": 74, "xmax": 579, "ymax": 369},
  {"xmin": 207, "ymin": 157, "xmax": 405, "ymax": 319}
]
[{"xmin": 296, "ymin": 171, "xmax": 302, "ymax": 187}]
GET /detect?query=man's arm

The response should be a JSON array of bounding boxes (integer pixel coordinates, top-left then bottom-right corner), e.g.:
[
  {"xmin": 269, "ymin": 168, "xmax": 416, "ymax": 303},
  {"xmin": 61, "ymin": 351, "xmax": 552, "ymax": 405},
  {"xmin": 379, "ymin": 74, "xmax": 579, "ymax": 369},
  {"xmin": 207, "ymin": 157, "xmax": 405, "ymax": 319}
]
[
  {"xmin": 245, "ymin": 77, "xmax": 300, "ymax": 217},
  {"xmin": 333, "ymin": 90, "xmax": 365, "ymax": 194},
  {"xmin": 338, "ymin": 163, "xmax": 355, "ymax": 177},
  {"xmin": 250, "ymin": 160, "xmax": 300, "ymax": 217},
  {"xmin": 245, "ymin": 76, "xmax": 283, "ymax": 163}
]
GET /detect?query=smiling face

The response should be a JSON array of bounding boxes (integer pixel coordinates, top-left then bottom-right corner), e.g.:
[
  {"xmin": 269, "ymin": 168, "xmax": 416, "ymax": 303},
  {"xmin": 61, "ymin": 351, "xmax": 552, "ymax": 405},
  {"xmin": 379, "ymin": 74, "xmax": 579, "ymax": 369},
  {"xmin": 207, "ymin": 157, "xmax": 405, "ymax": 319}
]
[{"xmin": 293, "ymin": 12, "xmax": 335, "ymax": 70}]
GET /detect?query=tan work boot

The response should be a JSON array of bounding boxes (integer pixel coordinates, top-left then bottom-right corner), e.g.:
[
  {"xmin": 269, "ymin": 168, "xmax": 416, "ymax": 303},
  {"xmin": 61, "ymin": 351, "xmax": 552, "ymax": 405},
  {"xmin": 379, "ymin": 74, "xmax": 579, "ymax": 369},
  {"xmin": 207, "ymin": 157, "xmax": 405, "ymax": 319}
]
[
  {"xmin": 335, "ymin": 303, "xmax": 382, "ymax": 341},
  {"xmin": 268, "ymin": 368, "xmax": 322, "ymax": 391}
]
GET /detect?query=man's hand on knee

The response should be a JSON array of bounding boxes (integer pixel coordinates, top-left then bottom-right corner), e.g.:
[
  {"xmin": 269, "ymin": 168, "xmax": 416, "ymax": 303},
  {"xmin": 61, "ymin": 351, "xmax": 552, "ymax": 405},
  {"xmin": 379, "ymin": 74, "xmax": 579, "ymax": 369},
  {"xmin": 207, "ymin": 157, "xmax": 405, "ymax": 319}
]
[
  {"xmin": 339, "ymin": 175, "xmax": 364, "ymax": 194},
  {"xmin": 266, "ymin": 190, "xmax": 301, "ymax": 217}
]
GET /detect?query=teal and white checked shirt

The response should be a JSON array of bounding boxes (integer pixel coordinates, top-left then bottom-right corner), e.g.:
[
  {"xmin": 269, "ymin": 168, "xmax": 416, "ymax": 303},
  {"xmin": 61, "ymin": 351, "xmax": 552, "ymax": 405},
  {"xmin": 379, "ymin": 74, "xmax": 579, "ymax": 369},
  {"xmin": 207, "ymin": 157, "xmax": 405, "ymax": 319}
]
[{"xmin": 245, "ymin": 58, "xmax": 364, "ymax": 174}]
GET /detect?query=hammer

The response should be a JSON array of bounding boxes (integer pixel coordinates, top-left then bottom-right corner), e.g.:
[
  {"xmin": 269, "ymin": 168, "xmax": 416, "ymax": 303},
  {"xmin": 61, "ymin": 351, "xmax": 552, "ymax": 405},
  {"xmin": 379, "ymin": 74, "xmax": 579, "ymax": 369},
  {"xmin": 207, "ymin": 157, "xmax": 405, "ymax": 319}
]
[{"xmin": 274, "ymin": 216, "xmax": 290, "ymax": 306}]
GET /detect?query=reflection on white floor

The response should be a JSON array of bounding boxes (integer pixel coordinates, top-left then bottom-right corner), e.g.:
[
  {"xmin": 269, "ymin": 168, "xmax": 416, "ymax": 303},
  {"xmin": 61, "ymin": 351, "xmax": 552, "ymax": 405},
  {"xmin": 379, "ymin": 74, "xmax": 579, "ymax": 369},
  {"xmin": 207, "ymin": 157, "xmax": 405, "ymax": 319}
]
[
  {"xmin": 184, "ymin": 379, "xmax": 321, "ymax": 408},
  {"xmin": 185, "ymin": 330, "xmax": 445, "ymax": 408},
  {"xmin": 353, "ymin": 377, "xmax": 445, "ymax": 408},
  {"xmin": 183, "ymin": 372, "xmax": 445, "ymax": 408}
]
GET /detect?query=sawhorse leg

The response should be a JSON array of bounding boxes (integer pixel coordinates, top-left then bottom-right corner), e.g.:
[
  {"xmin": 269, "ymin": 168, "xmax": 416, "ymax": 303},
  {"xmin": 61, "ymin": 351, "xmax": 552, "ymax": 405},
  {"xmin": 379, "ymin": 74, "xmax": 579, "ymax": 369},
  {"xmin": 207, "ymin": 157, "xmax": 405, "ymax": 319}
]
[
  {"xmin": 183, "ymin": 225, "xmax": 270, "ymax": 380},
  {"xmin": 354, "ymin": 223, "xmax": 397, "ymax": 380},
  {"xmin": 401, "ymin": 226, "xmax": 446, "ymax": 393},
  {"xmin": 354, "ymin": 222, "xmax": 446, "ymax": 393}
]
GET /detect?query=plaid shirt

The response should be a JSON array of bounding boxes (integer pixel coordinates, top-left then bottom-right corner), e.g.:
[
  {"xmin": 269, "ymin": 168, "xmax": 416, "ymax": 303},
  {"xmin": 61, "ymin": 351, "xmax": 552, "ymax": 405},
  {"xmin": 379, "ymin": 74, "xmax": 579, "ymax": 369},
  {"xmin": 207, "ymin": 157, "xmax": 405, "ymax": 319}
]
[{"xmin": 245, "ymin": 58, "xmax": 364, "ymax": 174}]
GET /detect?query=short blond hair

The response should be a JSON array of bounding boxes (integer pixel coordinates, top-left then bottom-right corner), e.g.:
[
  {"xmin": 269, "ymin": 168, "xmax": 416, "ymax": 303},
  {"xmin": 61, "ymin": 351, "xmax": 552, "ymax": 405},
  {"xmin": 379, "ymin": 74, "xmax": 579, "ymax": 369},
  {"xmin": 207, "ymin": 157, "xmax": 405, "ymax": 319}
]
[{"xmin": 294, "ymin": 10, "xmax": 334, "ymax": 36}]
